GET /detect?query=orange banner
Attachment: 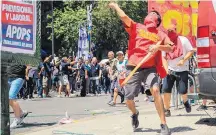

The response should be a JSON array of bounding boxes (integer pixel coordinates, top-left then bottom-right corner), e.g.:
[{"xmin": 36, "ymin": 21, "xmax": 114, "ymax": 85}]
[{"xmin": 148, "ymin": 1, "xmax": 198, "ymax": 47}]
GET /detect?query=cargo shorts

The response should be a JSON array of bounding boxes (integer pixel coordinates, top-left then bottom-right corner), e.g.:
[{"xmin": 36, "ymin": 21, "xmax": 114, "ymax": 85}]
[
  {"xmin": 58, "ymin": 74, "xmax": 69, "ymax": 86},
  {"xmin": 124, "ymin": 67, "xmax": 160, "ymax": 100}
]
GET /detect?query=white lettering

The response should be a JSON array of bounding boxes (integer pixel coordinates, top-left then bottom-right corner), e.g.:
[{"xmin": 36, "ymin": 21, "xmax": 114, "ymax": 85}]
[
  {"xmin": 26, "ymin": 43, "xmax": 32, "ymax": 48},
  {"xmin": 26, "ymin": 29, "xmax": 31, "ymax": 41},
  {"xmin": 10, "ymin": 14, "xmax": 31, "ymax": 22},
  {"xmin": 2, "ymin": 4, "xmax": 7, "ymax": 11},
  {"xmin": 5, "ymin": 13, "xmax": 10, "ymax": 20},
  {"xmin": 12, "ymin": 26, "xmax": 17, "ymax": 38},
  {"xmin": 6, "ymin": 25, "xmax": 12, "ymax": 38},
  {"xmin": 16, "ymin": 27, "xmax": 22, "ymax": 40},
  {"xmin": 21, "ymin": 28, "xmax": 26, "ymax": 40},
  {"xmin": 2, "ymin": 4, "xmax": 33, "ymax": 14},
  {"xmin": 3, "ymin": 39, "xmax": 11, "ymax": 45},
  {"xmin": 5, "ymin": 25, "xmax": 31, "ymax": 41},
  {"xmin": 22, "ymin": 42, "xmax": 26, "ymax": 47}
]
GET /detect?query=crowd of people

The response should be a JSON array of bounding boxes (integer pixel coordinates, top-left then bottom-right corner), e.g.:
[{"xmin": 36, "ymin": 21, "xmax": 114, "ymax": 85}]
[{"xmin": 17, "ymin": 50, "xmax": 132, "ymax": 101}]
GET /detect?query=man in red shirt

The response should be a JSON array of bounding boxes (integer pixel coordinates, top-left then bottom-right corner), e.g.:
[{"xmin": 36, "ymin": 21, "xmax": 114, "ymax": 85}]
[{"xmin": 109, "ymin": 2, "xmax": 173, "ymax": 135}]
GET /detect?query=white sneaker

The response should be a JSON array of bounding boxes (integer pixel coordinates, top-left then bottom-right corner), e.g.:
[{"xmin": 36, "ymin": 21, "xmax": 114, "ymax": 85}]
[
  {"xmin": 10, "ymin": 110, "xmax": 28, "ymax": 129},
  {"xmin": 20, "ymin": 111, "xmax": 29, "ymax": 123},
  {"xmin": 57, "ymin": 95, "xmax": 61, "ymax": 98},
  {"xmin": 10, "ymin": 118, "xmax": 20, "ymax": 129}
]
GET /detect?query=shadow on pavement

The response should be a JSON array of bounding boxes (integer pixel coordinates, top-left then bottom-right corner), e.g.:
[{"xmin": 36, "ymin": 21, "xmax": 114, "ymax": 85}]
[
  {"xmin": 171, "ymin": 126, "xmax": 195, "ymax": 133},
  {"xmin": 175, "ymin": 113, "xmax": 208, "ymax": 117},
  {"xmin": 16, "ymin": 122, "xmax": 57, "ymax": 129},
  {"xmin": 134, "ymin": 126, "xmax": 195, "ymax": 133},
  {"xmin": 195, "ymin": 118, "xmax": 216, "ymax": 126}
]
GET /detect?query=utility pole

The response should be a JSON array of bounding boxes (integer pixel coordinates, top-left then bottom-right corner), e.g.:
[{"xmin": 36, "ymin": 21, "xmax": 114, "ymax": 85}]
[
  {"xmin": 87, "ymin": 4, "xmax": 92, "ymax": 54},
  {"xmin": 51, "ymin": 0, "xmax": 54, "ymax": 56},
  {"xmin": 1, "ymin": 62, "xmax": 10, "ymax": 135}
]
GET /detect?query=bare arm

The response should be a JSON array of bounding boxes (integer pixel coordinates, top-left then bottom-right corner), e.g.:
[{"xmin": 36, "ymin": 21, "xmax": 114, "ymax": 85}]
[
  {"xmin": 157, "ymin": 45, "xmax": 173, "ymax": 52},
  {"xmin": 182, "ymin": 51, "xmax": 195, "ymax": 63},
  {"xmin": 25, "ymin": 66, "xmax": 29, "ymax": 80},
  {"xmin": 150, "ymin": 37, "xmax": 174, "ymax": 53},
  {"xmin": 99, "ymin": 70, "xmax": 102, "ymax": 78},
  {"xmin": 162, "ymin": 56, "xmax": 169, "ymax": 74},
  {"xmin": 85, "ymin": 70, "xmax": 88, "ymax": 77},
  {"xmin": 109, "ymin": 2, "xmax": 134, "ymax": 27},
  {"xmin": 38, "ymin": 67, "xmax": 44, "ymax": 75}
]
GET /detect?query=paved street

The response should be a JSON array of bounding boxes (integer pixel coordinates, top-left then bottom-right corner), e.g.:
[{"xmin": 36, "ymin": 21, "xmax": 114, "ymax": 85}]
[
  {"xmin": 11, "ymin": 93, "xmax": 127, "ymax": 135},
  {"xmin": 10, "ymin": 93, "xmax": 216, "ymax": 135}
]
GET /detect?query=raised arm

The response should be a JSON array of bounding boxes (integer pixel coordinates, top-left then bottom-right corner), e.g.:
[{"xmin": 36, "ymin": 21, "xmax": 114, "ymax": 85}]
[{"xmin": 108, "ymin": 2, "xmax": 134, "ymax": 28}]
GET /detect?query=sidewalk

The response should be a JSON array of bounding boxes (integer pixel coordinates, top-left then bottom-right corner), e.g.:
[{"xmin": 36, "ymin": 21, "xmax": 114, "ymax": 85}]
[{"xmin": 18, "ymin": 103, "xmax": 216, "ymax": 135}]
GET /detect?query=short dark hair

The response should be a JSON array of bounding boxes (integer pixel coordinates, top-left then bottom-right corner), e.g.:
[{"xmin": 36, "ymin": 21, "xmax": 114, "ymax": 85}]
[{"xmin": 150, "ymin": 10, "xmax": 161, "ymax": 27}]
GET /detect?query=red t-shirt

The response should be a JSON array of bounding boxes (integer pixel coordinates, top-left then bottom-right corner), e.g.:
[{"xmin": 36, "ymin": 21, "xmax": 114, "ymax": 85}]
[{"xmin": 122, "ymin": 16, "xmax": 171, "ymax": 78}]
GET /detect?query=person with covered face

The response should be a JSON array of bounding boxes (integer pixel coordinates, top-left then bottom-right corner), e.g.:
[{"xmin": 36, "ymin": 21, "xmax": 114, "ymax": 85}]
[
  {"xmin": 109, "ymin": 2, "xmax": 173, "ymax": 134},
  {"xmin": 162, "ymin": 22, "xmax": 195, "ymax": 117}
]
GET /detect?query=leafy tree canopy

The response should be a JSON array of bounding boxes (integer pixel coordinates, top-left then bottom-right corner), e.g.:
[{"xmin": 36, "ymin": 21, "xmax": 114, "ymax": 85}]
[{"xmin": 47, "ymin": 1, "xmax": 147, "ymax": 58}]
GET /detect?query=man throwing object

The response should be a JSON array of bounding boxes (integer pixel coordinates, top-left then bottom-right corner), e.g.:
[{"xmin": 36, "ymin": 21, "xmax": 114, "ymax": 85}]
[{"xmin": 109, "ymin": 2, "xmax": 173, "ymax": 135}]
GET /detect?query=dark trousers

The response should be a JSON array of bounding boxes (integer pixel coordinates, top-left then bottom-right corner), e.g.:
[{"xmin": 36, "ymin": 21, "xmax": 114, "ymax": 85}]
[
  {"xmin": 103, "ymin": 77, "xmax": 110, "ymax": 94},
  {"xmin": 26, "ymin": 77, "xmax": 34, "ymax": 98},
  {"xmin": 69, "ymin": 76, "xmax": 76, "ymax": 93},
  {"xmin": 80, "ymin": 76, "xmax": 86, "ymax": 97}
]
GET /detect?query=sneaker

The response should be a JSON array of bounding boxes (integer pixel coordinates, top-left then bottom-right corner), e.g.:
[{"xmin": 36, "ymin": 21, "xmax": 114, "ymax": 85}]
[
  {"xmin": 131, "ymin": 110, "xmax": 139, "ymax": 131},
  {"xmin": 10, "ymin": 111, "xmax": 28, "ymax": 129},
  {"xmin": 165, "ymin": 109, "xmax": 171, "ymax": 117},
  {"xmin": 20, "ymin": 111, "xmax": 29, "ymax": 123},
  {"xmin": 43, "ymin": 94, "xmax": 46, "ymax": 98},
  {"xmin": 196, "ymin": 105, "xmax": 207, "ymax": 111},
  {"xmin": 108, "ymin": 101, "xmax": 116, "ymax": 106},
  {"xmin": 184, "ymin": 100, "xmax": 191, "ymax": 113},
  {"xmin": 160, "ymin": 124, "xmax": 171, "ymax": 135},
  {"xmin": 10, "ymin": 118, "xmax": 20, "ymax": 129},
  {"xmin": 107, "ymin": 99, "xmax": 113, "ymax": 104},
  {"xmin": 57, "ymin": 95, "xmax": 61, "ymax": 98},
  {"xmin": 46, "ymin": 94, "xmax": 52, "ymax": 98}
]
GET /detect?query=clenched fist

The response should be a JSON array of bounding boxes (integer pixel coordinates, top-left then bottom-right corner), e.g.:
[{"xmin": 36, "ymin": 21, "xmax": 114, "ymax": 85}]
[{"xmin": 108, "ymin": 2, "xmax": 118, "ymax": 9}]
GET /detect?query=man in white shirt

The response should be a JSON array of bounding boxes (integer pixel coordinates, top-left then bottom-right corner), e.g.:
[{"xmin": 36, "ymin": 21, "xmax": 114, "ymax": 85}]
[
  {"xmin": 162, "ymin": 23, "xmax": 195, "ymax": 117},
  {"xmin": 109, "ymin": 51, "xmax": 127, "ymax": 106}
]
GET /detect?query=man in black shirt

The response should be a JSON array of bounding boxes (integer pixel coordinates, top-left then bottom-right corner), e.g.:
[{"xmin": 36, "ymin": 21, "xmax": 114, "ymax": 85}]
[
  {"xmin": 90, "ymin": 57, "xmax": 102, "ymax": 95},
  {"xmin": 77, "ymin": 58, "xmax": 87, "ymax": 97},
  {"xmin": 68, "ymin": 56, "xmax": 77, "ymax": 94},
  {"xmin": 58, "ymin": 57, "xmax": 75, "ymax": 97},
  {"xmin": 8, "ymin": 64, "xmax": 29, "ymax": 128},
  {"xmin": 43, "ymin": 55, "xmax": 54, "ymax": 97}
]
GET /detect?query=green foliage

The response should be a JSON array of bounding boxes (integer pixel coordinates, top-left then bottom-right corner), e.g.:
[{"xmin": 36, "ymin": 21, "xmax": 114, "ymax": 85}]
[{"xmin": 48, "ymin": 1, "xmax": 147, "ymax": 58}]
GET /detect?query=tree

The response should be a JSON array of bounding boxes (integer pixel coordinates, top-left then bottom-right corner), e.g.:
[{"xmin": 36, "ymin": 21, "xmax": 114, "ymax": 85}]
[
  {"xmin": 47, "ymin": 1, "xmax": 147, "ymax": 58},
  {"xmin": 92, "ymin": 1, "xmax": 147, "ymax": 59}
]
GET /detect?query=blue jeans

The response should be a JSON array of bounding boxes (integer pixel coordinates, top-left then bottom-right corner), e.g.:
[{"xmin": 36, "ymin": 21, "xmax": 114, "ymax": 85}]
[
  {"xmin": 103, "ymin": 77, "xmax": 110, "ymax": 94},
  {"xmin": 8, "ymin": 78, "xmax": 25, "ymax": 99},
  {"xmin": 90, "ymin": 79, "xmax": 100, "ymax": 94},
  {"xmin": 37, "ymin": 77, "xmax": 43, "ymax": 96}
]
